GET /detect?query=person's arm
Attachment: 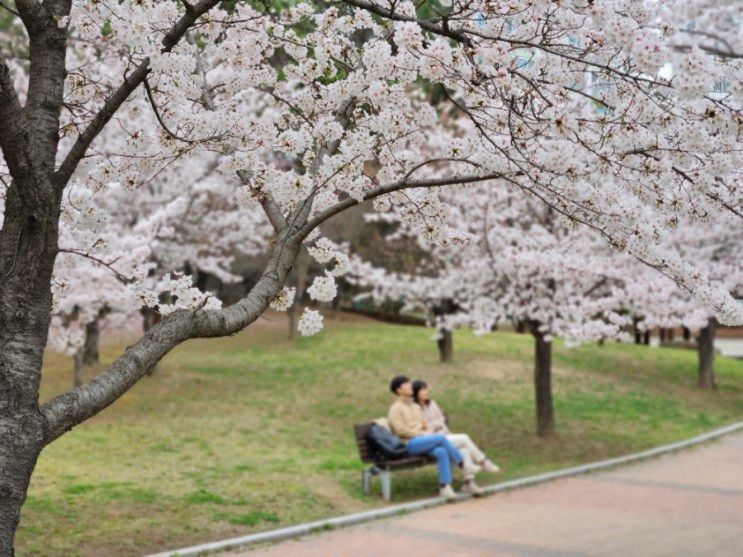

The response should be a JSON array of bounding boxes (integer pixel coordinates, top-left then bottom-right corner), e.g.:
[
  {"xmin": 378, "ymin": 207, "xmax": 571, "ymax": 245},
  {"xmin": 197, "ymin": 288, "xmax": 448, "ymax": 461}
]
[
  {"xmin": 389, "ymin": 404, "xmax": 422, "ymax": 439},
  {"xmin": 431, "ymin": 401, "xmax": 450, "ymax": 434},
  {"xmin": 420, "ymin": 405, "xmax": 436, "ymax": 432}
]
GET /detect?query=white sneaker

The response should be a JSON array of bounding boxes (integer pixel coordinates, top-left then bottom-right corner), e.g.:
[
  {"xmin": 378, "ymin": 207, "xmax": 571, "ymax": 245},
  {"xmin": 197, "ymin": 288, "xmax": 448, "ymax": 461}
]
[
  {"xmin": 481, "ymin": 460, "xmax": 500, "ymax": 473},
  {"xmin": 439, "ymin": 484, "xmax": 457, "ymax": 501},
  {"xmin": 463, "ymin": 462, "xmax": 480, "ymax": 479},
  {"xmin": 462, "ymin": 480, "xmax": 484, "ymax": 497}
]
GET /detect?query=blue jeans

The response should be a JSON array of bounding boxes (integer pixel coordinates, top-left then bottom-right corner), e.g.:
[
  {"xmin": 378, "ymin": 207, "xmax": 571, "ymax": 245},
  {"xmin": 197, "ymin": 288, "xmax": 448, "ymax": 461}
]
[{"xmin": 407, "ymin": 433, "xmax": 463, "ymax": 485}]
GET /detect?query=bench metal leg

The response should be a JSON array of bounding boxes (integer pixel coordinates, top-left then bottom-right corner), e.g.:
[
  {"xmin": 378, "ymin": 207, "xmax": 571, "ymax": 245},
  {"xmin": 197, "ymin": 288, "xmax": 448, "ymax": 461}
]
[
  {"xmin": 380, "ymin": 470, "xmax": 391, "ymax": 502},
  {"xmin": 362, "ymin": 468, "xmax": 372, "ymax": 495}
]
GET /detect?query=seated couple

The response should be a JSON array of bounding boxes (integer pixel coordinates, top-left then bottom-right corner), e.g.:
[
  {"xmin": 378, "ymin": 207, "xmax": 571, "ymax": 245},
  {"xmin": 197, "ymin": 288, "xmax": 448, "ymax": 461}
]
[{"xmin": 387, "ymin": 375, "xmax": 500, "ymax": 500}]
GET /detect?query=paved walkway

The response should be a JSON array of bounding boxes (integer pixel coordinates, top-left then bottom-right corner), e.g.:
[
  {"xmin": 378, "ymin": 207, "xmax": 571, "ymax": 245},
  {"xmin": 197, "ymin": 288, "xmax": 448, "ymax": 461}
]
[{"xmin": 228, "ymin": 432, "xmax": 743, "ymax": 557}]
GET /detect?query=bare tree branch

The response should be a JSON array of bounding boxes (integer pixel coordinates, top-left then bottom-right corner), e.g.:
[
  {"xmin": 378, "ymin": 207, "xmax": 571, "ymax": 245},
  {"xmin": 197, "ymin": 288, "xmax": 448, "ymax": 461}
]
[
  {"xmin": 0, "ymin": 2, "xmax": 19, "ymax": 17},
  {"xmin": 58, "ymin": 248, "xmax": 134, "ymax": 283}
]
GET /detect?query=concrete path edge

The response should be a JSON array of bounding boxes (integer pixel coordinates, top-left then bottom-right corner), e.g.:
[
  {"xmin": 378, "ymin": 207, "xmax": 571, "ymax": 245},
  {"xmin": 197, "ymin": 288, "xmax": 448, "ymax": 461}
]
[{"xmin": 145, "ymin": 421, "xmax": 743, "ymax": 557}]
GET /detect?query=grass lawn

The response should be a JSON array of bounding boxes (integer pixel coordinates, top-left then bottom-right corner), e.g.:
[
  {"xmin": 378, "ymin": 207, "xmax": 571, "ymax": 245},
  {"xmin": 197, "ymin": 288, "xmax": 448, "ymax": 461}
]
[{"xmin": 17, "ymin": 313, "xmax": 743, "ymax": 556}]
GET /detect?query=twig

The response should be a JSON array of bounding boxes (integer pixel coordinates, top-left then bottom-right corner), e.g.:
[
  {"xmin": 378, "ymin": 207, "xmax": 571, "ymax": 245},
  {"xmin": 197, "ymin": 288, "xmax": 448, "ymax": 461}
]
[{"xmin": 58, "ymin": 248, "xmax": 135, "ymax": 283}]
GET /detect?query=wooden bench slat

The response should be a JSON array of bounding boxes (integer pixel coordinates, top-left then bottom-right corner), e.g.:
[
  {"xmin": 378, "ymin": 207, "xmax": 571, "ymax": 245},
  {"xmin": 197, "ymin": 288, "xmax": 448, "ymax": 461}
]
[{"xmin": 354, "ymin": 422, "xmax": 434, "ymax": 468}]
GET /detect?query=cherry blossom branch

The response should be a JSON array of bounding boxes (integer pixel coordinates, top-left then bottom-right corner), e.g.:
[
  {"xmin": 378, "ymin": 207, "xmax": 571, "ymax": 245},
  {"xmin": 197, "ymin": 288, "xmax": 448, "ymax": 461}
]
[
  {"xmin": 40, "ymin": 228, "xmax": 302, "ymax": 443},
  {"xmin": 300, "ymin": 171, "xmax": 505, "ymax": 237},
  {"xmin": 55, "ymin": 0, "xmax": 223, "ymax": 185},
  {"xmin": 341, "ymin": 0, "xmax": 665, "ymax": 86},
  {"xmin": 58, "ymin": 248, "xmax": 134, "ymax": 283},
  {"xmin": 143, "ymin": 77, "xmax": 196, "ymax": 143},
  {"xmin": 236, "ymin": 169, "xmax": 287, "ymax": 233},
  {"xmin": 671, "ymin": 28, "xmax": 741, "ymax": 59}
]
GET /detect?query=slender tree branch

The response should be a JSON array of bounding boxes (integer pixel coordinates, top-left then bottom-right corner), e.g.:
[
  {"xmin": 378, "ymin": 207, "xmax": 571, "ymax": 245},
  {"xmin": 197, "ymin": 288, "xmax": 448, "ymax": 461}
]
[
  {"xmin": 300, "ymin": 171, "xmax": 505, "ymax": 237},
  {"xmin": 0, "ymin": 1, "xmax": 19, "ymax": 17},
  {"xmin": 143, "ymin": 77, "xmax": 195, "ymax": 143},
  {"xmin": 58, "ymin": 248, "xmax": 134, "ymax": 283}
]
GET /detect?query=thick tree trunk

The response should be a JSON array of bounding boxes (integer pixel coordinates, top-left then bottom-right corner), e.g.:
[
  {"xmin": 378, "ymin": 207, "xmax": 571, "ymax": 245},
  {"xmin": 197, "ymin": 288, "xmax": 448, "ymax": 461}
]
[
  {"xmin": 0, "ymin": 428, "xmax": 41, "ymax": 557},
  {"xmin": 531, "ymin": 327, "xmax": 555, "ymax": 437},
  {"xmin": 437, "ymin": 328, "xmax": 453, "ymax": 362},
  {"xmin": 0, "ymin": 178, "xmax": 62, "ymax": 556},
  {"xmin": 697, "ymin": 318, "xmax": 717, "ymax": 390},
  {"xmin": 0, "ymin": 2, "xmax": 230, "ymax": 551}
]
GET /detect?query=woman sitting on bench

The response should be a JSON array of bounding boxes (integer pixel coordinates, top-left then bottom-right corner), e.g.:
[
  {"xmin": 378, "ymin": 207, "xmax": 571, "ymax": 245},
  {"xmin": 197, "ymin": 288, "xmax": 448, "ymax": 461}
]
[{"xmin": 412, "ymin": 379, "xmax": 500, "ymax": 486}]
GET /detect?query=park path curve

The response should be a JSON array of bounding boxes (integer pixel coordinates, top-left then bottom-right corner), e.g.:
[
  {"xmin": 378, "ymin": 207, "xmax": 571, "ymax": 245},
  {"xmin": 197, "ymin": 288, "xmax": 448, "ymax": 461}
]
[{"xmin": 227, "ymin": 431, "xmax": 743, "ymax": 557}]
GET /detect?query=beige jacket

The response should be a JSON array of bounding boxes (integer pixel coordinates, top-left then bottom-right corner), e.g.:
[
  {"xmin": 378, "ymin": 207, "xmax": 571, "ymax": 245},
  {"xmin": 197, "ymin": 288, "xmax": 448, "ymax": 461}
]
[
  {"xmin": 420, "ymin": 400, "xmax": 449, "ymax": 434},
  {"xmin": 388, "ymin": 398, "xmax": 426, "ymax": 440}
]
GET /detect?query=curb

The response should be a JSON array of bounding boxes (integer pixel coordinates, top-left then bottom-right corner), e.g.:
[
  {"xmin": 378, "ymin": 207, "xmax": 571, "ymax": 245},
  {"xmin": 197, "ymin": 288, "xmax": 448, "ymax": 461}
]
[{"xmin": 145, "ymin": 421, "xmax": 743, "ymax": 557}]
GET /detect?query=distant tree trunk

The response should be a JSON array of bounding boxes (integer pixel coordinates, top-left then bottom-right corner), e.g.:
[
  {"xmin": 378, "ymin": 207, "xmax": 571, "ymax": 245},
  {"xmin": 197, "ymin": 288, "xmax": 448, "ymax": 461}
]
[
  {"xmin": 434, "ymin": 298, "xmax": 456, "ymax": 362},
  {"xmin": 332, "ymin": 291, "xmax": 341, "ymax": 319},
  {"xmin": 659, "ymin": 328, "xmax": 666, "ymax": 343},
  {"xmin": 288, "ymin": 252, "xmax": 310, "ymax": 340},
  {"xmin": 682, "ymin": 326, "xmax": 691, "ymax": 341},
  {"xmin": 141, "ymin": 307, "xmax": 156, "ymax": 332},
  {"xmin": 634, "ymin": 318, "xmax": 642, "ymax": 345},
  {"xmin": 144, "ymin": 302, "xmax": 166, "ymax": 377},
  {"xmin": 71, "ymin": 317, "xmax": 102, "ymax": 387},
  {"xmin": 82, "ymin": 319, "xmax": 100, "ymax": 366},
  {"xmin": 667, "ymin": 328, "xmax": 674, "ymax": 342},
  {"xmin": 530, "ymin": 324, "xmax": 555, "ymax": 437},
  {"xmin": 288, "ymin": 274, "xmax": 307, "ymax": 340},
  {"xmin": 438, "ymin": 329, "xmax": 453, "ymax": 362},
  {"xmin": 73, "ymin": 349, "xmax": 84, "ymax": 387},
  {"xmin": 643, "ymin": 330, "xmax": 650, "ymax": 345},
  {"xmin": 515, "ymin": 320, "xmax": 526, "ymax": 334},
  {"xmin": 697, "ymin": 318, "xmax": 717, "ymax": 390}
]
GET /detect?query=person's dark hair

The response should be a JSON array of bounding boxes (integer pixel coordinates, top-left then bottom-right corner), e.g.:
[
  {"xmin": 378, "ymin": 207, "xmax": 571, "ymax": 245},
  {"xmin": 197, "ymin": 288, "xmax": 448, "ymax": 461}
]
[
  {"xmin": 389, "ymin": 375, "xmax": 410, "ymax": 394},
  {"xmin": 412, "ymin": 380, "xmax": 428, "ymax": 404}
]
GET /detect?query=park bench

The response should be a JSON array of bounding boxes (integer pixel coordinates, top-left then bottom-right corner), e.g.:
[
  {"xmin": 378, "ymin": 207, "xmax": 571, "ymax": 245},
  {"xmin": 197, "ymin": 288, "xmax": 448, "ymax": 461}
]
[{"xmin": 353, "ymin": 421, "xmax": 437, "ymax": 501}]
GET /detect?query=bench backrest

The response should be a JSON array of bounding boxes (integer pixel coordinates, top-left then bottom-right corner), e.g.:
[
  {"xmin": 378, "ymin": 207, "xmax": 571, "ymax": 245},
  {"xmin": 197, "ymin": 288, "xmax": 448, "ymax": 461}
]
[{"xmin": 353, "ymin": 422, "xmax": 376, "ymax": 463}]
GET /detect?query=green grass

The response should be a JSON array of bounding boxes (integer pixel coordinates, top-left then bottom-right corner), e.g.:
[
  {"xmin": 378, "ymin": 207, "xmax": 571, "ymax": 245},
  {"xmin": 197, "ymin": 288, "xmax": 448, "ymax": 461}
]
[{"xmin": 17, "ymin": 313, "xmax": 743, "ymax": 556}]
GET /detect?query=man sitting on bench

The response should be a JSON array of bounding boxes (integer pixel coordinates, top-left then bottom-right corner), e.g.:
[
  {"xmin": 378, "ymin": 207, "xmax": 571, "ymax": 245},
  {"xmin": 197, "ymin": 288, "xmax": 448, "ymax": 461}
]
[{"xmin": 388, "ymin": 375, "xmax": 477, "ymax": 500}]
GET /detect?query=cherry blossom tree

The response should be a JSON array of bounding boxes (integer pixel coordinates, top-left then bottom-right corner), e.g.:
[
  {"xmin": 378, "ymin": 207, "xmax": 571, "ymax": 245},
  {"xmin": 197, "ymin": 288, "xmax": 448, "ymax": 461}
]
[
  {"xmin": 624, "ymin": 222, "xmax": 742, "ymax": 389},
  {"xmin": 348, "ymin": 182, "xmax": 630, "ymax": 436},
  {"xmin": 0, "ymin": 1, "xmax": 741, "ymax": 551},
  {"xmin": 45, "ymin": 98, "xmax": 273, "ymax": 384}
]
